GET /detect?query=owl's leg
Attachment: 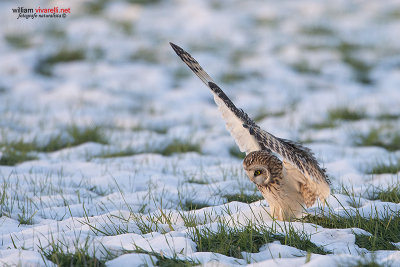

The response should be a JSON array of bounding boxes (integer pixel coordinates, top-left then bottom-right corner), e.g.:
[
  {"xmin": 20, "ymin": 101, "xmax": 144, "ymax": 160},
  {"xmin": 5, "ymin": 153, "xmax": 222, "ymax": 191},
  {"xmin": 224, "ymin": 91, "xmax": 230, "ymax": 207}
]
[
  {"xmin": 283, "ymin": 199, "xmax": 305, "ymax": 220},
  {"xmin": 269, "ymin": 204, "xmax": 284, "ymax": 220}
]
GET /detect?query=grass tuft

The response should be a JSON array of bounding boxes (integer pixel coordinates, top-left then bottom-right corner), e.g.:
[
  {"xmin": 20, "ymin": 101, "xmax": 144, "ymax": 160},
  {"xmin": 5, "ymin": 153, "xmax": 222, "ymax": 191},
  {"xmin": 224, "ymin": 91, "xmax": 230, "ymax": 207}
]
[
  {"xmin": 223, "ymin": 192, "xmax": 264, "ymax": 204},
  {"xmin": 0, "ymin": 125, "xmax": 107, "ymax": 165},
  {"xmin": 376, "ymin": 113, "xmax": 400, "ymax": 120},
  {"xmin": 354, "ymin": 128, "xmax": 400, "ymax": 151},
  {"xmin": 367, "ymin": 184, "xmax": 400, "ymax": 203},
  {"xmin": 38, "ymin": 125, "xmax": 108, "ymax": 152},
  {"xmin": 220, "ymin": 72, "xmax": 248, "ymax": 84},
  {"xmin": 97, "ymin": 150, "xmax": 137, "ymax": 159},
  {"xmin": 351, "ymin": 260, "xmax": 384, "ymax": 267},
  {"xmin": 17, "ymin": 208, "xmax": 37, "ymax": 225},
  {"xmin": 310, "ymin": 120, "xmax": 337, "ymax": 130},
  {"xmin": 342, "ymin": 55, "xmax": 372, "ymax": 85},
  {"xmin": 182, "ymin": 200, "xmax": 210, "ymax": 211},
  {"xmin": 355, "ymin": 234, "xmax": 398, "ymax": 251},
  {"xmin": 310, "ymin": 107, "xmax": 366, "ymax": 129},
  {"xmin": 189, "ymin": 221, "xmax": 329, "ymax": 259},
  {"xmin": 367, "ymin": 160, "xmax": 400, "ymax": 175},
  {"xmin": 131, "ymin": 48, "xmax": 159, "ymax": 63},
  {"xmin": 158, "ymin": 140, "xmax": 201, "ymax": 156},
  {"xmin": 128, "ymin": 0, "xmax": 161, "ymax": 5},
  {"xmin": 184, "ymin": 178, "xmax": 208, "ymax": 184},
  {"xmin": 301, "ymin": 25, "xmax": 335, "ymax": 36},
  {"xmin": 66, "ymin": 125, "xmax": 108, "ymax": 147},
  {"xmin": 35, "ymin": 49, "xmax": 85, "ymax": 76},
  {"xmin": 5, "ymin": 34, "xmax": 31, "ymax": 49},
  {"xmin": 336, "ymin": 41, "xmax": 373, "ymax": 85},
  {"xmin": 0, "ymin": 147, "xmax": 38, "ymax": 166},
  {"xmin": 291, "ymin": 61, "xmax": 320, "ymax": 75},
  {"xmin": 328, "ymin": 107, "xmax": 366, "ymax": 121},
  {"xmin": 253, "ymin": 110, "xmax": 285, "ymax": 123},
  {"xmin": 229, "ymin": 146, "xmax": 245, "ymax": 159},
  {"xmin": 85, "ymin": 0, "xmax": 109, "ymax": 15},
  {"xmin": 126, "ymin": 248, "xmax": 198, "ymax": 266},
  {"xmin": 97, "ymin": 139, "xmax": 200, "ymax": 159},
  {"xmin": 302, "ymin": 207, "xmax": 400, "ymax": 251},
  {"xmin": 40, "ymin": 241, "xmax": 105, "ymax": 267}
]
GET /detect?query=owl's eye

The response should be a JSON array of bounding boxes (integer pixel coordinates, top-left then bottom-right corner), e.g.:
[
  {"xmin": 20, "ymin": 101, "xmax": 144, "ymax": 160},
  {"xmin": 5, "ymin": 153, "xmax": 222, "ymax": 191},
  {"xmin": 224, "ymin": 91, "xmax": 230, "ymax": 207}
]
[{"xmin": 254, "ymin": 170, "xmax": 262, "ymax": 176}]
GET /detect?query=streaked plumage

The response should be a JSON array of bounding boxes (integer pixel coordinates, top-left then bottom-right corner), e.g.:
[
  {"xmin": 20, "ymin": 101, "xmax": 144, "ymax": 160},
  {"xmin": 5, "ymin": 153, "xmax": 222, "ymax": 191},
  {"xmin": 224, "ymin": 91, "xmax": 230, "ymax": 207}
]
[{"xmin": 170, "ymin": 42, "xmax": 330, "ymax": 220}]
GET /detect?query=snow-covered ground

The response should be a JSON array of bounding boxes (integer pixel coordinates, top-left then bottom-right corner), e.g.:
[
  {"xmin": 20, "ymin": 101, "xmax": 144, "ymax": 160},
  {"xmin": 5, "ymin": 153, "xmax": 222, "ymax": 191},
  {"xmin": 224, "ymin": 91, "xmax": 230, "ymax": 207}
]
[{"xmin": 1, "ymin": 0, "xmax": 400, "ymax": 266}]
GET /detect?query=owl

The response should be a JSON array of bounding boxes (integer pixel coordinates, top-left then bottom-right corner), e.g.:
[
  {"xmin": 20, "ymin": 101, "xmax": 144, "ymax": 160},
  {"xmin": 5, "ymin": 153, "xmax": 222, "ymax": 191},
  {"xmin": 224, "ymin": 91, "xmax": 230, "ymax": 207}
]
[{"xmin": 170, "ymin": 42, "xmax": 330, "ymax": 220}]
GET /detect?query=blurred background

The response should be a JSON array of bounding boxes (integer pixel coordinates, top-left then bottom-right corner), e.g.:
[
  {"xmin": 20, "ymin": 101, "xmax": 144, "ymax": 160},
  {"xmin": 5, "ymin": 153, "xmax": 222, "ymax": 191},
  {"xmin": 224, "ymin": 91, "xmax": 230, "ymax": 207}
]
[{"xmin": 1, "ymin": 0, "xmax": 400, "ymax": 167}]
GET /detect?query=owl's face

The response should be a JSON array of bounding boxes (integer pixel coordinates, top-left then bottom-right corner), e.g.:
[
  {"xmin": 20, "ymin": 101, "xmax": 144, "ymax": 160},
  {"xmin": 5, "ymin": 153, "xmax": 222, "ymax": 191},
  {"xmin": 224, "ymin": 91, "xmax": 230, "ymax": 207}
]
[
  {"xmin": 243, "ymin": 164, "xmax": 272, "ymax": 186},
  {"xmin": 243, "ymin": 151, "xmax": 279, "ymax": 187}
]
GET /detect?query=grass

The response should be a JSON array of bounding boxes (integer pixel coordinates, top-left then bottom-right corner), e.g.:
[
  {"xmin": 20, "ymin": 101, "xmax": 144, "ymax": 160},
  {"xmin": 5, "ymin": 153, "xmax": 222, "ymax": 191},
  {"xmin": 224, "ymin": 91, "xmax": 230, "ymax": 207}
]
[
  {"xmin": 367, "ymin": 184, "xmax": 400, "ymax": 203},
  {"xmin": 97, "ymin": 150, "xmax": 138, "ymax": 159},
  {"xmin": 328, "ymin": 107, "xmax": 366, "ymax": 121},
  {"xmin": 223, "ymin": 192, "xmax": 264, "ymax": 204},
  {"xmin": 182, "ymin": 200, "xmax": 210, "ymax": 211},
  {"xmin": 97, "ymin": 139, "xmax": 201, "ymax": 159},
  {"xmin": 85, "ymin": 0, "xmax": 110, "ymax": 15},
  {"xmin": 302, "ymin": 205, "xmax": 400, "ymax": 251},
  {"xmin": 354, "ymin": 128, "xmax": 400, "ymax": 151},
  {"xmin": 184, "ymin": 177, "xmax": 208, "ymax": 184},
  {"xmin": 151, "ymin": 254, "xmax": 198, "ymax": 267},
  {"xmin": 123, "ymin": 248, "xmax": 198, "ymax": 267},
  {"xmin": 229, "ymin": 146, "xmax": 245, "ymax": 159},
  {"xmin": 0, "ymin": 146, "xmax": 38, "ymax": 166},
  {"xmin": 352, "ymin": 261, "xmax": 384, "ymax": 267},
  {"xmin": 342, "ymin": 55, "xmax": 373, "ymax": 85},
  {"xmin": 35, "ymin": 49, "xmax": 85, "ymax": 76},
  {"xmin": 0, "ymin": 125, "xmax": 107, "ymax": 165},
  {"xmin": 310, "ymin": 120, "xmax": 337, "ymax": 130},
  {"xmin": 253, "ymin": 110, "xmax": 285, "ymax": 123},
  {"xmin": 301, "ymin": 25, "xmax": 335, "ymax": 36},
  {"xmin": 310, "ymin": 107, "xmax": 366, "ymax": 130},
  {"xmin": 43, "ymin": 125, "xmax": 107, "ymax": 151},
  {"xmin": 336, "ymin": 41, "xmax": 373, "ymax": 85},
  {"xmin": 4, "ymin": 34, "xmax": 31, "ymax": 49},
  {"xmin": 340, "ymin": 255, "xmax": 385, "ymax": 267},
  {"xmin": 17, "ymin": 207, "xmax": 37, "ymax": 225},
  {"xmin": 220, "ymin": 72, "xmax": 248, "ymax": 84},
  {"xmin": 40, "ymin": 241, "xmax": 105, "ymax": 267},
  {"xmin": 66, "ymin": 125, "xmax": 108, "ymax": 147},
  {"xmin": 158, "ymin": 140, "xmax": 201, "ymax": 156},
  {"xmin": 355, "ymin": 234, "xmax": 398, "ymax": 251},
  {"xmin": 40, "ymin": 125, "xmax": 108, "ymax": 152},
  {"xmin": 128, "ymin": 0, "xmax": 161, "ymax": 4},
  {"xmin": 367, "ymin": 160, "xmax": 400, "ymax": 174},
  {"xmin": 376, "ymin": 113, "xmax": 400, "ymax": 120},
  {"xmin": 291, "ymin": 61, "xmax": 320, "ymax": 75},
  {"xmin": 300, "ymin": 41, "xmax": 374, "ymax": 84},
  {"xmin": 188, "ymin": 221, "xmax": 329, "ymax": 259},
  {"xmin": 173, "ymin": 68, "xmax": 191, "ymax": 81},
  {"xmin": 131, "ymin": 48, "xmax": 159, "ymax": 63},
  {"xmin": 253, "ymin": 17, "xmax": 280, "ymax": 27}
]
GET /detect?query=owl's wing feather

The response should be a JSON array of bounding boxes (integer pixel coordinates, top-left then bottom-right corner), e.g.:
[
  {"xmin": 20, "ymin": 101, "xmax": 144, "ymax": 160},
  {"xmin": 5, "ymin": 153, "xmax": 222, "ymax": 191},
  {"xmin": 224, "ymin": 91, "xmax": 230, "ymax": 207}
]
[
  {"xmin": 169, "ymin": 42, "xmax": 214, "ymax": 86},
  {"xmin": 170, "ymin": 42, "xmax": 261, "ymax": 153},
  {"xmin": 170, "ymin": 42, "xmax": 330, "ymax": 198}
]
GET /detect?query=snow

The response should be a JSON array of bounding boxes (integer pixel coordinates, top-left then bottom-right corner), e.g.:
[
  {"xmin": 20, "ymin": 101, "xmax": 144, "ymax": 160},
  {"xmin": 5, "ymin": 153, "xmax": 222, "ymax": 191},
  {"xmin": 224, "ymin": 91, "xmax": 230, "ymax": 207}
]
[{"xmin": 1, "ymin": 0, "xmax": 400, "ymax": 266}]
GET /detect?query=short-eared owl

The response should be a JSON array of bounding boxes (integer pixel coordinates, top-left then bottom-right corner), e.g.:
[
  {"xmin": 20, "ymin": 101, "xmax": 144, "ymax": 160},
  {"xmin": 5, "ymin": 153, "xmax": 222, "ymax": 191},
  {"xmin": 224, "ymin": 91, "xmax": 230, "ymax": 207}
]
[{"xmin": 170, "ymin": 43, "xmax": 330, "ymax": 220}]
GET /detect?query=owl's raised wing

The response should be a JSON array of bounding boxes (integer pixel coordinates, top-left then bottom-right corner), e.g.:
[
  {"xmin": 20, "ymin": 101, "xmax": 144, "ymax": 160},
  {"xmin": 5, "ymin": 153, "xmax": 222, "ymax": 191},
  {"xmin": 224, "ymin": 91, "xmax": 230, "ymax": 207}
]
[
  {"xmin": 170, "ymin": 42, "xmax": 261, "ymax": 153},
  {"xmin": 170, "ymin": 42, "xmax": 330, "ymax": 198}
]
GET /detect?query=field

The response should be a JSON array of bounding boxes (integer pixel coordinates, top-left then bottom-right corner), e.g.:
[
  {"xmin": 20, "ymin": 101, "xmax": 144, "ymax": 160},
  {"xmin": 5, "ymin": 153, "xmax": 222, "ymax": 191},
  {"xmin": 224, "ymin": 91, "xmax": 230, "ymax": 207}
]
[{"xmin": 1, "ymin": 0, "xmax": 400, "ymax": 266}]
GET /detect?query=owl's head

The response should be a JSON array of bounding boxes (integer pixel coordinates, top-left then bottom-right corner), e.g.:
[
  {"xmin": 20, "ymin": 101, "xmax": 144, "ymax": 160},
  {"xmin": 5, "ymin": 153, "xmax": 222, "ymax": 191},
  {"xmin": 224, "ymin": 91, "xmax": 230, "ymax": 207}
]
[{"xmin": 243, "ymin": 150, "xmax": 277, "ymax": 186}]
